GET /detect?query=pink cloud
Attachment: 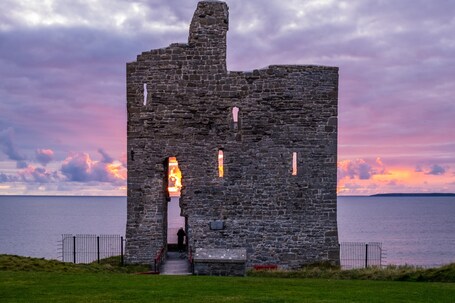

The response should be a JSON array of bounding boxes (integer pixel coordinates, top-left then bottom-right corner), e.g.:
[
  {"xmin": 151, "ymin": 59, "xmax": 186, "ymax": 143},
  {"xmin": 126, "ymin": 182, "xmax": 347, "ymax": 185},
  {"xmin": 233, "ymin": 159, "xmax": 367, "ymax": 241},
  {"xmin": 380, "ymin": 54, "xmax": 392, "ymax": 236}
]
[
  {"xmin": 35, "ymin": 148, "xmax": 54, "ymax": 166},
  {"xmin": 60, "ymin": 150, "xmax": 126, "ymax": 184},
  {"xmin": 120, "ymin": 152, "xmax": 127, "ymax": 167},
  {"xmin": 1, "ymin": 0, "xmax": 454, "ymax": 195},
  {"xmin": 19, "ymin": 165, "xmax": 60, "ymax": 183},
  {"xmin": 338, "ymin": 158, "xmax": 387, "ymax": 181}
]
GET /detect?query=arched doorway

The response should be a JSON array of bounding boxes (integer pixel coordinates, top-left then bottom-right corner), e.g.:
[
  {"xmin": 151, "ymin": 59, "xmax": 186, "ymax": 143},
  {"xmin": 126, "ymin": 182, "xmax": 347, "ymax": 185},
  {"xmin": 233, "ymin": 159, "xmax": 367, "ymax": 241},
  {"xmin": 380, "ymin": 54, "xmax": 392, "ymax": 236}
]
[{"xmin": 167, "ymin": 157, "xmax": 186, "ymax": 251}]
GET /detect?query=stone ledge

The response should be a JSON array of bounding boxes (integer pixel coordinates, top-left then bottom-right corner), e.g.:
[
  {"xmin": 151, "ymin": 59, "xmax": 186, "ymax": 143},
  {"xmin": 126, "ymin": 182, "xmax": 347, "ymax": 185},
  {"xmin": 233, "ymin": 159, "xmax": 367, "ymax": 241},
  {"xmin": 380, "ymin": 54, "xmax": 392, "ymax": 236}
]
[
  {"xmin": 193, "ymin": 248, "xmax": 247, "ymax": 276},
  {"xmin": 194, "ymin": 248, "xmax": 247, "ymax": 263}
]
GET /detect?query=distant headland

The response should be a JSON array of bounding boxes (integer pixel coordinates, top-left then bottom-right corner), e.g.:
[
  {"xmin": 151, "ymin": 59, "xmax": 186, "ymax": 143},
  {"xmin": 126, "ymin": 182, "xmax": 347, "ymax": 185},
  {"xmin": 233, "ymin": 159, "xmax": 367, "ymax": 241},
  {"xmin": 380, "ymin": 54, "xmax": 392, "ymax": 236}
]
[{"xmin": 371, "ymin": 193, "xmax": 455, "ymax": 197}]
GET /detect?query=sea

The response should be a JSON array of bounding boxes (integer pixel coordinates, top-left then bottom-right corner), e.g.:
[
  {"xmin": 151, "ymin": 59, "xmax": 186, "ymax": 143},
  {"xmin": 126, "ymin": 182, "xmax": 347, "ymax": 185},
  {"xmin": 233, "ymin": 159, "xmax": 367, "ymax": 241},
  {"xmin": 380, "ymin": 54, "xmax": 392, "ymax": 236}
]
[{"xmin": 0, "ymin": 195, "xmax": 454, "ymax": 267}]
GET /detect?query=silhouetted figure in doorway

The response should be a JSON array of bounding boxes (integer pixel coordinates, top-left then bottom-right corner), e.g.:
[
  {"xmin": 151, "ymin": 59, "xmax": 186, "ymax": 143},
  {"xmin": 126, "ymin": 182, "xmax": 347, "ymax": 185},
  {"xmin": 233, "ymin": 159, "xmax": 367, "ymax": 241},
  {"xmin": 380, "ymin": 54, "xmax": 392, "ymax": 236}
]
[{"xmin": 177, "ymin": 227, "xmax": 186, "ymax": 252}]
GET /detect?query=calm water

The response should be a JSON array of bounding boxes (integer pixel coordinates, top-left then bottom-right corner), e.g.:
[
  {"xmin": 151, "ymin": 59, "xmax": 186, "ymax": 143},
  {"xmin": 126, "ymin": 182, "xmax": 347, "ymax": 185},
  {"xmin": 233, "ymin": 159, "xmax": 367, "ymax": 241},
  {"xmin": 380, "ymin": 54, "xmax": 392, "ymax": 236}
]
[
  {"xmin": 0, "ymin": 195, "xmax": 454, "ymax": 266},
  {"xmin": 0, "ymin": 196, "xmax": 126, "ymax": 261},
  {"xmin": 338, "ymin": 196, "xmax": 455, "ymax": 267}
]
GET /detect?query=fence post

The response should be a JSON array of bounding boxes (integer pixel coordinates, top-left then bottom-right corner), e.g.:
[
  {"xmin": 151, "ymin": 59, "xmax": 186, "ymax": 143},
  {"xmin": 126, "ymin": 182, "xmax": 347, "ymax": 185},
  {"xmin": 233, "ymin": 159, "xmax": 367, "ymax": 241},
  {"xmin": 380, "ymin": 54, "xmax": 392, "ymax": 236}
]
[
  {"xmin": 73, "ymin": 236, "xmax": 76, "ymax": 264},
  {"xmin": 61, "ymin": 235, "xmax": 64, "ymax": 262},
  {"xmin": 365, "ymin": 243, "xmax": 368, "ymax": 268},
  {"xmin": 120, "ymin": 236, "xmax": 124, "ymax": 266},
  {"xmin": 97, "ymin": 236, "xmax": 100, "ymax": 263}
]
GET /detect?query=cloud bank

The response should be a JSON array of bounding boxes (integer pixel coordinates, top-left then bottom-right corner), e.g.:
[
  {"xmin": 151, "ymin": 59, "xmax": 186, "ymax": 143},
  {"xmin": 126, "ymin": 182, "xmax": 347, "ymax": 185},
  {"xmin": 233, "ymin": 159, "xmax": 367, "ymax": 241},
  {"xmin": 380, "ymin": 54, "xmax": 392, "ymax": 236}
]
[
  {"xmin": 0, "ymin": 0, "xmax": 454, "ymax": 195},
  {"xmin": 61, "ymin": 150, "xmax": 126, "ymax": 184}
]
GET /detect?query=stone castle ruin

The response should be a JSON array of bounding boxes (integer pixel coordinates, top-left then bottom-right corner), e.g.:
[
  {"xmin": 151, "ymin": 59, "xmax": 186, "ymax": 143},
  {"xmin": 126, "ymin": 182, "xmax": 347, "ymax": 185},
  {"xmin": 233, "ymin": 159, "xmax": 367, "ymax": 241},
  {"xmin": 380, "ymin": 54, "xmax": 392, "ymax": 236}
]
[{"xmin": 126, "ymin": 1, "xmax": 339, "ymax": 273}]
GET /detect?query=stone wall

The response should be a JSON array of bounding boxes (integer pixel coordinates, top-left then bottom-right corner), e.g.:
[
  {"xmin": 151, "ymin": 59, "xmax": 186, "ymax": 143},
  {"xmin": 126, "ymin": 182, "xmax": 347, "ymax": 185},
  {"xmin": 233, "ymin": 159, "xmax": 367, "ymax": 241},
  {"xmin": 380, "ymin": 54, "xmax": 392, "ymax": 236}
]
[{"xmin": 126, "ymin": 0, "xmax": 339, "ymax": 269}]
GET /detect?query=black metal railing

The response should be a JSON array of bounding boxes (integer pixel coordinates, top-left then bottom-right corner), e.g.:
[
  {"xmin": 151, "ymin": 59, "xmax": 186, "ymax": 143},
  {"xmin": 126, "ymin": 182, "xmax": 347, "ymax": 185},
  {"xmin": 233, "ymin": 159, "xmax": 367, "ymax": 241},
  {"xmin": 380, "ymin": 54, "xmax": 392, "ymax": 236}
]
[
  {"xmin": 188, "ymin": 246, "xmax": 194, "ymax": 274},
  {"xmin": 60, "ymin": 236, "xmax": 383, "ymax": 269},
  {"xmin": 340, "ymin": 242, "xmax": 385, "ymax": 269},
  {"xmin": 61, "ymin": 234, "xmax": 124, "ymax": 265},
  {"xmin": 153, "ymin": 247, "xmax": 165, "ymax": 273}
]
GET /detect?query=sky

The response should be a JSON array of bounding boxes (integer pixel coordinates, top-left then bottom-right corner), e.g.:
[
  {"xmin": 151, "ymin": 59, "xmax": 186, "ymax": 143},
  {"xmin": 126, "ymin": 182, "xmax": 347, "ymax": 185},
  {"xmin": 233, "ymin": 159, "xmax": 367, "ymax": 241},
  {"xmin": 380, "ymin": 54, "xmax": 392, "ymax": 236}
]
[{"xmin": 0, "ymin": 0, "xmax": 454, "ymax": 196}]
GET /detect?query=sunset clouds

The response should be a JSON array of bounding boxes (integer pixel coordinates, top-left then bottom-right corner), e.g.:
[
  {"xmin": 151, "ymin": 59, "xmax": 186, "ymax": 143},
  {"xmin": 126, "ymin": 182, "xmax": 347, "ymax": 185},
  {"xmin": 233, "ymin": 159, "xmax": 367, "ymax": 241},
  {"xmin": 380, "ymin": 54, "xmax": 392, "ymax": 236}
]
[
  {"xmin": 337, "ymin": 158, "xmax": 454, "ymax": 195},
  {"xmin": 61, "ymin": 151, "xmax": 126, "ymax": 184},
  {"xmin": 0, "ymin": 0, "xmax": 454, "ymax": 195},
  {"xmin": 0, "ymin": 146, "xmax": 126, "ymax": 195}
]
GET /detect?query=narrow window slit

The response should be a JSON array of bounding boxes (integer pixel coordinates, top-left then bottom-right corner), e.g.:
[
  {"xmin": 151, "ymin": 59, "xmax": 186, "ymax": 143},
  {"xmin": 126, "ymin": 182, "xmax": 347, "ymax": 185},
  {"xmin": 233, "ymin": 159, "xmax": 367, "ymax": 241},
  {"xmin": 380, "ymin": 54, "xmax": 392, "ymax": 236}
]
[
  {"xmin": 292, "ymin": 152, "xmax": 298, "ymax": 176},
  {"xmin": 232, "ymin": 107, "xmax": 239, "ymax": 131},
  {"xmin": 218, "ymin": 149, "xmax": 224, "ymax": 178},
  {"xmin": 143, "ymin": 83, "xmax": 148, "ymax": 106}
]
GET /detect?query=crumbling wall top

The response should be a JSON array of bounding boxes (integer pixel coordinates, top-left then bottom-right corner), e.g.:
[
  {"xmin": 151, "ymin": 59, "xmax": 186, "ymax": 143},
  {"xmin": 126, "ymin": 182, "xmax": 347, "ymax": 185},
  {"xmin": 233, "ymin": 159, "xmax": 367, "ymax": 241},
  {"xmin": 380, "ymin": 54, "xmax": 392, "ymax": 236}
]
[{"xmin": 189, "ymin": 1, "xmax": 229, "ymax": 46}]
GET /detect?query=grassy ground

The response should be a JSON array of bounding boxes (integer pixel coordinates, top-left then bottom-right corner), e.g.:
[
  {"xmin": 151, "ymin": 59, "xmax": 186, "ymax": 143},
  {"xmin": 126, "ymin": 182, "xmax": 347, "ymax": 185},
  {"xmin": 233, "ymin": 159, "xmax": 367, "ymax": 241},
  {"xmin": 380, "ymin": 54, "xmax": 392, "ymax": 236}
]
[
  {"xmin": 249, "ymin": 262, "xmax": 455, "ymax": 283},
  {"xmin": 1, "ymin": 255, "xmax": 454, "ymax": 302},
  {"xmin": 1, "ymin": 271, "xmax": 454, "ymax": 302},
  {"xmin": 0, "ymin": 254, "xmax": 149, "ymax": 273}
]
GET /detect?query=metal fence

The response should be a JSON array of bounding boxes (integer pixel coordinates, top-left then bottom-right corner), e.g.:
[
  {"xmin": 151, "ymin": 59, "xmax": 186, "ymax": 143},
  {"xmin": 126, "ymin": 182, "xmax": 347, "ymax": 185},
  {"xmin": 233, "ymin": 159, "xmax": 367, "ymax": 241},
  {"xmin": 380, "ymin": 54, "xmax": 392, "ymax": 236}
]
[
  {"xmin": 60, "ymin": 236, "xmax": 383, "ymax": 269},
  {"xmin": 340, "ymin": 242, "xmax": 385, "ymax": 269},
  {"xmin": 61, "ymin": 234, "xmax": 124, "ymax": 264}
]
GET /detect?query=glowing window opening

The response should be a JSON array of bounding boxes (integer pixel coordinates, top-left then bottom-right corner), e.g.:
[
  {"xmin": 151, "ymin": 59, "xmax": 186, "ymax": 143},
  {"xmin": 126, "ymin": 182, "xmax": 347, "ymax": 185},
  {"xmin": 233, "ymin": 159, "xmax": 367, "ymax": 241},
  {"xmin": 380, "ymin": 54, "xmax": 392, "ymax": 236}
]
[
  {"xmin": 232, "ymin": 107, "xmax": 239, "ymax": 122},
  {"xmin": 143, "ymin": 83, "xmax": 148, "ymax": 106},
  {"xmin": 232, "ymin": 107, "xmax": 239, "ymax": 131},
  {"xmin": 218, "ymin": 150, "xmax": 224, "ymax": 178},
  {"xmin": 292, "ymin": 152, "xmax": 297, "ymax": 176},
  {"xmin": 168, "ymin": 157, "xmax": 182, "ymax": 197}
]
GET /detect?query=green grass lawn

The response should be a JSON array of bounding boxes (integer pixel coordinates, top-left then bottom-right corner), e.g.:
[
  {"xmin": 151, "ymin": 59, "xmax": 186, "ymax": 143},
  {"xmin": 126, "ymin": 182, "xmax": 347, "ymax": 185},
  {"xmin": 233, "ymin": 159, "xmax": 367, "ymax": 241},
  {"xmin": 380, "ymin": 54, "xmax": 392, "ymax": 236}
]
[
  {"xmin": 1, "ymin": 271, "xmax": 454, "ymax": 303},
  {"xmin": 1, "ymin": 255, "xmax": 454, "ymax": 302}
]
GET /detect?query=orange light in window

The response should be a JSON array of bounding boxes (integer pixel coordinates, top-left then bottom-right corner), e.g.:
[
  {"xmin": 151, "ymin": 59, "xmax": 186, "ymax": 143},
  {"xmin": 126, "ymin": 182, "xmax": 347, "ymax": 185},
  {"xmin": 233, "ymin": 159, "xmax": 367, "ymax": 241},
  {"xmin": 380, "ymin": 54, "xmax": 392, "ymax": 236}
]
[
  {"xmin": 168, "ymin": 157, "xmax": 182, "ymax": 197},
  {"xmin": 218, "ymin": 150, "xmax": 224, "ymax": 178}
]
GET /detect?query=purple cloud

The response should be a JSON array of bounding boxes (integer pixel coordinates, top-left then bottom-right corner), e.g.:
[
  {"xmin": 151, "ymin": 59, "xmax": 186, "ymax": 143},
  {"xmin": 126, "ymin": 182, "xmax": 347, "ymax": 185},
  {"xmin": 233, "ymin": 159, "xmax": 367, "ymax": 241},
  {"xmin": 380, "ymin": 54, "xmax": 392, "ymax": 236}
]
[
  {"xmin": 426, "ymin": 164, "xmax": 446, "ymax": 176},
  {"xmin": 19, "ymin": 165, "xmax": 60, "ymax": 184},
  {"xmin": 35, "ymin": 149, "xmax": 54, "ymax": 166},
  {"xmin": 98, "ymin": 148, "xmax": 114, "ymax": 164},
  {"xmin": 60, "ymin": 150, "xmax": 126, "ymax": 184},
  {"xmin": 0, "ymin": 128, "xmax": 26, "ymax": 161},
  {"xmin": 358, "ymin": 161, "xmax": 373, "ymax": 180},
  {"xmin": 0, "ymin": 173, "xmax": 18, "ymax": 183},
  {"xmin": 16, "ymin": 161, "xmax": 28, "ymax": 169},
  {"xmin": 1, "ymin": 0, "xmax": 455, "ymax": 195},
  {"xmin": 61, "ymin": 153, "xmax": 95, "ymax": 182},
  {"xmin": 338, "ymin": 158, "xmax": 387, "ymax": 181}
]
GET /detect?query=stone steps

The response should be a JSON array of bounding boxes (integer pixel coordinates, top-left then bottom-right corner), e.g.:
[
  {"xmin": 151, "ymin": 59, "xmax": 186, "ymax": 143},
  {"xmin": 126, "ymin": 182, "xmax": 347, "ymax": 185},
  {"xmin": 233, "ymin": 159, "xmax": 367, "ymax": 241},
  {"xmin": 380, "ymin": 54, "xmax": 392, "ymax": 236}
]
[{"xmin": 160, "ymin": 251, "xmax": 192, "ymax": 275}]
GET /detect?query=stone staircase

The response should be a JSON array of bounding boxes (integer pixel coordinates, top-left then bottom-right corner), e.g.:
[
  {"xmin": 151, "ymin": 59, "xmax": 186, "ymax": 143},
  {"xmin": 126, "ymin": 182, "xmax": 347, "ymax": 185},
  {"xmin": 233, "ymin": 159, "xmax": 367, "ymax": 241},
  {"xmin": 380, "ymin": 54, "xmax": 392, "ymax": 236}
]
[{"xmin": 160, "ymin": 251, "xmax": 192, "ymax": 275}]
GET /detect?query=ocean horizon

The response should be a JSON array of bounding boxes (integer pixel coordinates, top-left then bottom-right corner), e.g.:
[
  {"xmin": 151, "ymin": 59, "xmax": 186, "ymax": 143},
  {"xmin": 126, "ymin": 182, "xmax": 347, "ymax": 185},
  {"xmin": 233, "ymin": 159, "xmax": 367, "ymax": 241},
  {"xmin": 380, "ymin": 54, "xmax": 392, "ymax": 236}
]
[
  {"xmin": 0, "ymin": 195, "xmax": 454, "ymax": 267},
  {"xmin": 2, "ymin": 193, "xmax": 454, "ymax": 197}
]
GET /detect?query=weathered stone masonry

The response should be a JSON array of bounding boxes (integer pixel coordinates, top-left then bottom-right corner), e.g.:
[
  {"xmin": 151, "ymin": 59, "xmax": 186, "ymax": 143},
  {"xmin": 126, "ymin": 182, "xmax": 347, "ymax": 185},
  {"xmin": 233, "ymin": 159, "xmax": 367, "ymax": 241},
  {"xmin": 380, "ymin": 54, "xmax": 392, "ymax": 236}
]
[{"xmin": 126, "ymin": 1, "xmax": 339, "ymax": 269}]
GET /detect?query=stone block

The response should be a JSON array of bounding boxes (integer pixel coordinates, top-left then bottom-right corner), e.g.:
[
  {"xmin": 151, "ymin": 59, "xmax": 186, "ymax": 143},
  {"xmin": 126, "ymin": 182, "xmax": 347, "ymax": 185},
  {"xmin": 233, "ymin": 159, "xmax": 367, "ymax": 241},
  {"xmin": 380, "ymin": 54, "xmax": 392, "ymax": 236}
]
[
  {"xmin": 193, "ymin": 248, "xmax": 247, "ymax": 276},
  {"xmin": 210, "ymin": 220, "xmax": 224, "ymax": 230}
]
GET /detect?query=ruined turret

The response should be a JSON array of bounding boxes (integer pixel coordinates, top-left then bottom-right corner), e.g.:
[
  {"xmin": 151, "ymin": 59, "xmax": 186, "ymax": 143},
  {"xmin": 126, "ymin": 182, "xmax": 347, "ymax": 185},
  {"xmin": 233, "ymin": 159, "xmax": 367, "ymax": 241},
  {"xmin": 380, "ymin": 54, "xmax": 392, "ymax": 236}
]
[{"xmin": 126, "ymin": 1, "xmax": 339, "ymax": 274}]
